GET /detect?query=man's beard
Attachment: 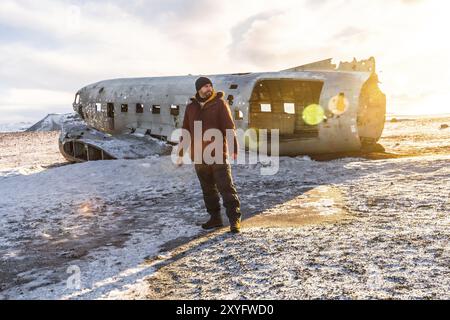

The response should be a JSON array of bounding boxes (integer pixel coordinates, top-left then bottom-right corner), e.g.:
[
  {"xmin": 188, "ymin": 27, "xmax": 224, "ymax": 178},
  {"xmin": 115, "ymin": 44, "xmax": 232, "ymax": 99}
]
[{"xmin": 197, "ymin": 89, "xmax": 213, "ymax": 101}]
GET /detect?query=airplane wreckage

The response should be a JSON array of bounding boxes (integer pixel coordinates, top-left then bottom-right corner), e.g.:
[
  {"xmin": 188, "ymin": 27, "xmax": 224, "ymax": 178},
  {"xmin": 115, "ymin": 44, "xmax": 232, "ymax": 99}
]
[{"xmin": 59, "ymin": 57, "xmax": 386, "ymax": 162}]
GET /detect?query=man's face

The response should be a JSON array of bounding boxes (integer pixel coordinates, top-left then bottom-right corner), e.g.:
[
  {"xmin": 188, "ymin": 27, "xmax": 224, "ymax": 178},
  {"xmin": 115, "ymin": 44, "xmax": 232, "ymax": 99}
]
[{"xmin": 198, "ymin": 83, "xmax": 213, "ymax": 98}]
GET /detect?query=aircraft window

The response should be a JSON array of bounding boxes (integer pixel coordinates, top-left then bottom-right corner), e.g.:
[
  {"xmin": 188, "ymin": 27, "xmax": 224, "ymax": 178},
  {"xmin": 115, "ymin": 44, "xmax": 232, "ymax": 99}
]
[
  {"xmin": 235, "ymin": 109, "xmax": 244, "ymax": 120},
  {"xmin": 107, "ymin": 103, "xmax": 114, "ymax": 118},
  {"xmin": 170, "ymin": 104, "xmax": 179, "ymax": 116},
  {"xmin": 121, "ymin": 104, "xmax": 128, "ymax": 112},
  {"xmin": 136, "ymin": 103, "xmax": 144, "ymax": 113},
  {"xmin": 227, "ymin": 95, "xmax": 234, "ymax": 106},
  {"xmin": 284, "ymin": 103, "xmax": 295, "ymax": 114},
  {"xmin": 152, "ymin": 105, "xmax": 161, "ymax": 114},
  {"xmin": 260, "ymin": 103, "xmax": 271, "ymax": 112}
]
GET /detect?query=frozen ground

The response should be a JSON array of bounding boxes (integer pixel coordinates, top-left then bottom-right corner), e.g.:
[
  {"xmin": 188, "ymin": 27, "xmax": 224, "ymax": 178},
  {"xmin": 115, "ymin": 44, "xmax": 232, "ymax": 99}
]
[
  {"xmin": 0, "ymin": 131, "xmax": 68, "ymax": 177},
  {"xmin": 0, "ymin": 116, "xmax": 449, "ymax": 299},
  {"xmin": 139, "ymin": 154, "xmax": 450, "ymax": 300},
  {"xmin": 380, "ymin": 116, "xmax": 450, "ymax": 156}
]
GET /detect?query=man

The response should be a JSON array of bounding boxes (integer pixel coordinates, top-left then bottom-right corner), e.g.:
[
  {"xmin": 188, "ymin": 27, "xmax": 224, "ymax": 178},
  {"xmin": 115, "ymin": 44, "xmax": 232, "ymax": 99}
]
[{"xmin": 176, "ymin": 76, "xmax": 242, "ymax": 233}]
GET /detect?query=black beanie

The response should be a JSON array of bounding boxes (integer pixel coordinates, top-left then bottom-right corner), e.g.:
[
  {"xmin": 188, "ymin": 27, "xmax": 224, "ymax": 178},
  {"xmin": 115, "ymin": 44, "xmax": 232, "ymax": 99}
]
[{"xmin": 195, "ymin": 77, "xmax": 213, "ymax": 92}]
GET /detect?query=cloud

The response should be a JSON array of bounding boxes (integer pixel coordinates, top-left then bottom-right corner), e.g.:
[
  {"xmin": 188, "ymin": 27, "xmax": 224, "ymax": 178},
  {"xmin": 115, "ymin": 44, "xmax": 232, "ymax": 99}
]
[
  {"xmin": 1, "ymin": 88, "xmax": 74, "ymax": 107},
  {"xmin": 0, "ymin": 0, "xmax": 449, "ymax": 123}
]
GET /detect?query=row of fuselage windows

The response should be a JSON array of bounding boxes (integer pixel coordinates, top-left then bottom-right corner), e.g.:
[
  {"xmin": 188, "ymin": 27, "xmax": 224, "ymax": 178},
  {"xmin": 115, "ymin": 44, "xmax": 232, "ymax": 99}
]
[
  {"xmin": 88, "ymin": 102, "xmax": 244, "ymax": 121},
  {"xmin": 93, "ymin": 102, "xmax": 180, "ymax": 116}
]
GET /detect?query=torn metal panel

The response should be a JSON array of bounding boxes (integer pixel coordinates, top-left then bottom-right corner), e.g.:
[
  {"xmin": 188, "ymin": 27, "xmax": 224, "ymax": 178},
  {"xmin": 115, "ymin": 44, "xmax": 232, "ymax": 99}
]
[
  {"xmin": 58, "ymin": 118, "xmax": 171, "ymax": 162},
  {"xmin": 282, "ymin": 57, "xmax": 376, "ymax": 73}
]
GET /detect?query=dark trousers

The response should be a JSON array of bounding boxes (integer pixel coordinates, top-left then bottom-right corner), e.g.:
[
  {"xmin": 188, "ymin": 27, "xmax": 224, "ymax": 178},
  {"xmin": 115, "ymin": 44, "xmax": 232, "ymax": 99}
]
[{"xmin": 194, "ymin": 163, "xmax": 241, "ymax": 221}]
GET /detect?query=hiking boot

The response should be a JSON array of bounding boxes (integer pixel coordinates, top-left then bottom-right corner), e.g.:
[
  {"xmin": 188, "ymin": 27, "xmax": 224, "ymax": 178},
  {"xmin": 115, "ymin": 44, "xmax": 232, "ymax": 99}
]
[
  {"xmin": 229, "ymin": 217, "xmax": 241, "ymax": 234},
  {"xmin": 201, "ymin": 215, "xmax": 223, "ymax": 230}
]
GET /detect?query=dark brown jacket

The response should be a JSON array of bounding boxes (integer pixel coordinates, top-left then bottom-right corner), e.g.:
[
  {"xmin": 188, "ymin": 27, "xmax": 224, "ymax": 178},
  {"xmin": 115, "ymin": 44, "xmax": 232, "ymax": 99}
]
[{"xmin": 178, "ymin": 90, "xmax": 238, "ymax": 162}]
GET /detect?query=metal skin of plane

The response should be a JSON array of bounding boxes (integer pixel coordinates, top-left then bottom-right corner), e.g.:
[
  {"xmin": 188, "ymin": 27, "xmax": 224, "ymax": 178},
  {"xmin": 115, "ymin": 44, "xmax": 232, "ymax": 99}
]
[{"xmin": 59, "ymin": 57, "xmax": 386, "ymax": 162}]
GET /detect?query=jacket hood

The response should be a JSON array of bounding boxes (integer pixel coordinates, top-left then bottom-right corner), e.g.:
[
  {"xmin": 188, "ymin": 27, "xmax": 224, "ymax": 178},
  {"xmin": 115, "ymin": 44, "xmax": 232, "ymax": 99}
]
[{"xmin": 191, "ymin": 90, "xmax": 225, "ymax": 108}]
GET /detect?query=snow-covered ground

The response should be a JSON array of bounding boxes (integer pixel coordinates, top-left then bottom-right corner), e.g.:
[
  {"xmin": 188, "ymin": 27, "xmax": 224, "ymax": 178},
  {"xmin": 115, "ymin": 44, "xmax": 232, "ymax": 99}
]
[
  {"xmin": 139, "ymin": 154, "xmax": 450, "ymax": 300},
  {"xmin": 0, "ymin": 132, "xmax": 68, "ymax": 177},
  {"xmin": 380, "ymin": 116, "xmax": 450, "ymax": 156},
  {"xmin": 0, "ymin": 116, "xmax": 449, "ymax": 300}
]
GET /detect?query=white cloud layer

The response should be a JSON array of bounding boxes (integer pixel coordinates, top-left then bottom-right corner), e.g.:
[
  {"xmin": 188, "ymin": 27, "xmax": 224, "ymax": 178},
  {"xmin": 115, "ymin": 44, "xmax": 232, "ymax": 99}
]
[{"xmin": 0, "ymin": 0, "xmax": 449, "ymax": 123}]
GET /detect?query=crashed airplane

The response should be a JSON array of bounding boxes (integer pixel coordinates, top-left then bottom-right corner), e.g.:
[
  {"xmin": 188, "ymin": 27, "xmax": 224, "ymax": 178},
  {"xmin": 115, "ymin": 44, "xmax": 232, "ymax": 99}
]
[{"xmin": 59, "ymin": 57, "xmax": 386, "ymax": 162}]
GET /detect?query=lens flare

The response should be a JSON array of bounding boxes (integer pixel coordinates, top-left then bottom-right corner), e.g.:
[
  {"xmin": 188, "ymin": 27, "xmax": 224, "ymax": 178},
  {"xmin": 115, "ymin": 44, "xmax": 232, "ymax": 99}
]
[
  {"xmin": 302, "ymin": 104, "xmax": 325, "ymax": 125},
  {"xmin": 328, "ymin": 93, "xmax": 349, "ymax": 115}
]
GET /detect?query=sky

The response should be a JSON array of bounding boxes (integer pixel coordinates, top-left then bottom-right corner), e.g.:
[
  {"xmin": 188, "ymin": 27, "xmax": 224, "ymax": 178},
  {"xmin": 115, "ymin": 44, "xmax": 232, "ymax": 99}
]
[{"xmin": 0, "ymin": 0, "xmax": 449, "ymax": 124}]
